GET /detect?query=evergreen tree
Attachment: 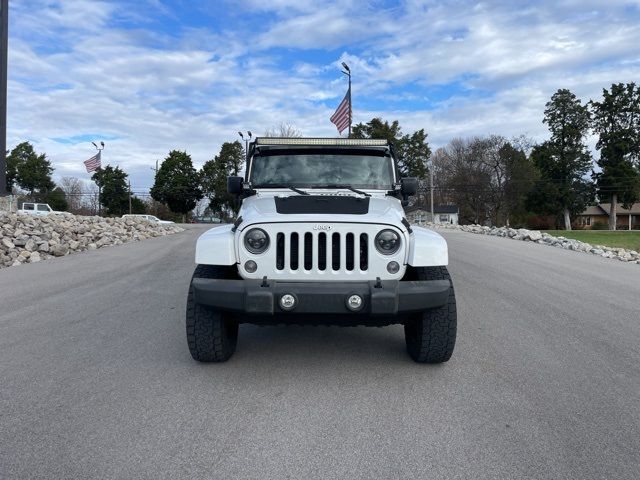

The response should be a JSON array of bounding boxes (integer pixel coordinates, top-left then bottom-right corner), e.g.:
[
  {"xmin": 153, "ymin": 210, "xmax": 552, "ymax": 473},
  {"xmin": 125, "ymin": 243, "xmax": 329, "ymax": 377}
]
[
  {"xmin": 45, "ymin": 187, "xmax": 68, "ymax": 211},
  {"xmin": 5, "ymin": 148, "xmax": 18, "ymax": 192},
  {"xmin": 526, "ymin": 89, "xmax": 594, "ymax": 229},
  {"xmin": 150, "ymin": 150, "xmax": 203, "ymax": 221},
  {"xmin": 352, "ymin": 118, "xmax": 431, "ymax": 179},
  {"xmin": 200, "ymin": 141, "xmax": 245, "ymax": 217},
  {"xmin": 590, "ymin": 82, "xmax": 640, "ymax": 230},
  {"xmin": 500, "ymin": 142, "xmax": 538, "ymax": 227},
  {"xmin": 92, "ymin": 165, "xmax": 129, "ymax": 215},
  {"xmin": 130, "ymin": 196, "xmax": 147, "ymax": 214},
  {"xmin": 6, "ymin": 142, "xmax": 55, "ymax": 195}
]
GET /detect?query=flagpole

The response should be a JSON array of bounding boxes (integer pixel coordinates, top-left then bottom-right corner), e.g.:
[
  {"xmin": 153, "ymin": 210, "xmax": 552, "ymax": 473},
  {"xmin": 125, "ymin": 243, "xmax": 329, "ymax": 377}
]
[
  {"xmin": 90, "ymin": 142, "xmax": 104, "ymax": 216},
  {"xmin": 341, "ymin": 62, "xmax": 351, "ymax": 138},
  {"xmin": 330, "ymin": 63, "xmax": 352, "ymax": 136},
  {"xmin": 348, "ymin": 74, "xmax": 352, "ymax": 138}
]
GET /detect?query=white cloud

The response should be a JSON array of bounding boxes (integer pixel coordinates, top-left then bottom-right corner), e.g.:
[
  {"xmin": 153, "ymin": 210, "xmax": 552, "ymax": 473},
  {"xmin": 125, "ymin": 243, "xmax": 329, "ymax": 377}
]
[{"xmin": 5, "ymin": 0, "xmax": 640, "ymax": 193}]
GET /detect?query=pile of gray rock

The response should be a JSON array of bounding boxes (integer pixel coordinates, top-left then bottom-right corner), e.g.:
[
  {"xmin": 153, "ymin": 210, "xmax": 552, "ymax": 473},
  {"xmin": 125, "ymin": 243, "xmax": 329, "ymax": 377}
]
[
  {"xmin": 431, "ymin": 223, "xmax": 640, "ymax": 264},
  {"xmin": 0, "ymin": 212, "xmax": 184, "ymax": 268}
]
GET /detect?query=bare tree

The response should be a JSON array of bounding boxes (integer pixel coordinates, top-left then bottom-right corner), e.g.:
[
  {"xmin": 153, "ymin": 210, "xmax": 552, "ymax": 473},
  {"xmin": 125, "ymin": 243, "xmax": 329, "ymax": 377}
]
[
  {"xmin": 84, "ymin": 182, "xmax": 100, "ymax": 216},
  {"xmin": 432, "ymin": 136, "xmax": 535, "ymax": 226},
  {"xmin": 434, "ymin": 138, "xmax": 494, "ymax": 225},
  {"xmin": 264, "ymin": 122, "xmax": 303, "ymax": 137},
  {"xmin": 59, "ymin": 176, "xmax": 84, "ymax": 213}
]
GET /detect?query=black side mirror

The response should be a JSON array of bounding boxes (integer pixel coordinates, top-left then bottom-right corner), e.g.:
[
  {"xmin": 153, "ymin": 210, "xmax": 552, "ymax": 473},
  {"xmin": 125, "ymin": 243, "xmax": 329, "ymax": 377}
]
[
  {"xmin": 227, "ymin": 176, "xmax": 244, "ymax": 195},
  {"xmin": 401, "ymin": 177, "xmax": 418, "ymax": 196}
]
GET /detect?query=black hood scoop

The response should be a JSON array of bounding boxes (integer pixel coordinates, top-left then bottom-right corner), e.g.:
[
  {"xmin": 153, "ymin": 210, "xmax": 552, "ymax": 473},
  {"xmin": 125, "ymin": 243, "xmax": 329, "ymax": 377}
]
[{"xmin": 274, "ymin": 195, "xmax": 370, "ymax": 215}]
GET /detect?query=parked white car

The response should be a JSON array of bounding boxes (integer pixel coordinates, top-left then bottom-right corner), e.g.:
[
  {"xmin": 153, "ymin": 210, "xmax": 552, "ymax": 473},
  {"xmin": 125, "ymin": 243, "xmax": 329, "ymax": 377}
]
[
  {"xmin": 18, "ymin": 203, "xmax": 72, "ymax": 216},
  {"xmin": 121, "ymin": 214, "xmax": 174, "ymax": 224}
]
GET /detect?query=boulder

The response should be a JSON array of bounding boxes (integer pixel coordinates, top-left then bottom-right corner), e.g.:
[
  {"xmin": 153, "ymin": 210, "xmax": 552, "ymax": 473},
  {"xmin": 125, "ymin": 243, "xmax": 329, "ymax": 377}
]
[
  {"xmin": 50, "ymin": 244, "xmax": 69, "ymax": 257},
  {"xmin": 2, "ymin": 237, "xmax": 15, "ymax": 249},
  {"xmin": 25, "ymin": 239, "xmax": 37, "ymax": 252},
  {"xmin": 528, "ymin": 230, "xmax": 543, "ymax": 242}
]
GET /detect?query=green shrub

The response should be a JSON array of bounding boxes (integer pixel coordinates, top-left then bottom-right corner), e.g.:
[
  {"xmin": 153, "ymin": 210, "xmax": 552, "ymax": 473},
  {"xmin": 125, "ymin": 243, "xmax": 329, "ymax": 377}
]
[{"xmin": 591, "ymin": 221, "xmax": 608, "ymax": 230}]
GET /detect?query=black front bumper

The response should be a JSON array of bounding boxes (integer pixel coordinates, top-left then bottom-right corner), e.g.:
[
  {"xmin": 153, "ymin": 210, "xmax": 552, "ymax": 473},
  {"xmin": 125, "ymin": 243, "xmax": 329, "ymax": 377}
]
[{"xmin": 192, "ymin": 277, "xmax": 450, "ymax": 316}]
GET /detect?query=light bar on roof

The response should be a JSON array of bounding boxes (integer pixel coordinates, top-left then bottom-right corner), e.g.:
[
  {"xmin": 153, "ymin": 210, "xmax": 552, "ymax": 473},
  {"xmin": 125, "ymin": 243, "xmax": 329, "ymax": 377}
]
[{"xmin": 255, "ymin": 137, "xmax": 389, "ymax": 146}]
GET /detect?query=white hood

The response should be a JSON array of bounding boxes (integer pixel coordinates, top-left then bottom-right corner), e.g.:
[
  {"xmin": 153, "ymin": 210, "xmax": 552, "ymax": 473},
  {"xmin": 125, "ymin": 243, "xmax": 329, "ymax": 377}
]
[{"xmin": 237, "ymin": 190, "xmax": 407, "ymax": 231}]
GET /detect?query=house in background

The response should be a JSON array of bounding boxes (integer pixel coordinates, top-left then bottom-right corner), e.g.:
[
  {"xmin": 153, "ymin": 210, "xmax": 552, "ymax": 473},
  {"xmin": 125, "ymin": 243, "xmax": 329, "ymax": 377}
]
[
  {"xmin": 576, "ymin": 203, "xmax": 640, "ymax": 230},
  {"xmin": 405, "ymin": 205, "xmax": 459, "ymax": 226}
]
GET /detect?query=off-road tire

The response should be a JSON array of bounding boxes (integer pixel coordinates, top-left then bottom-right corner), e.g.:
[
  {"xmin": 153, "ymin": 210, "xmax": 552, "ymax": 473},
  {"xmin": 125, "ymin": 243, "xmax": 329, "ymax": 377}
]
[
  {"xmin": 404, "ymin": 266, "xmax": 457, "ymax": 363},
  {"xmin": 186, "ymin": 265, "xmax": 239, "ymax": 362}
]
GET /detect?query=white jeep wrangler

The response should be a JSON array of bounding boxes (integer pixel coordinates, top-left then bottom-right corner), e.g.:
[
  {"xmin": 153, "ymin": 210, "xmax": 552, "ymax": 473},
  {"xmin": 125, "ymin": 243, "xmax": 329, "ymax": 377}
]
[{"xmin": 187, "ymin": 138, "xmax": 456, "ymax": 363}]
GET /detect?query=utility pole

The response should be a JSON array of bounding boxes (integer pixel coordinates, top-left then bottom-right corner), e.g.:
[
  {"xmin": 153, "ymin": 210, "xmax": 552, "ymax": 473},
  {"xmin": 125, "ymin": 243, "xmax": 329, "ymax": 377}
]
[
  {"xmin": 430, "ymin": 168, "xmax": 434, "ymax": 222},
  {"xmin": 0, "ymin": 0, "xmax": 8, "ymax": 196},
  {"xmin": 149, "ymin": 159, "xmax": 159, "ymax": 215},
  {"xmin": 128, "ymin": 179, "xmax": 132, "ymax": 214}
]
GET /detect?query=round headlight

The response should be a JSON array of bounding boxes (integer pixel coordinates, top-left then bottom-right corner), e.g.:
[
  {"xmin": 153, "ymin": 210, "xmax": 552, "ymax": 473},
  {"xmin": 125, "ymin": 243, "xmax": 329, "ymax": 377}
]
[
  {"xmin": 244, "ymin": 228, "xmax": 270, "ymax": 254},
  {"xmin": 375, "ymin": 229, "xmax": 401, "ymax": 255}
]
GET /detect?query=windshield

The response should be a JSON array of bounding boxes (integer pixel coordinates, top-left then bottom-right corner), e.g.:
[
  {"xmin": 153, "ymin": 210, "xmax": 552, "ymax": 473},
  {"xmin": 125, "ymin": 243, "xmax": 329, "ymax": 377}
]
[{"xmin": 250, "ymin": 152, "xmax": 394, "ymax": 189}]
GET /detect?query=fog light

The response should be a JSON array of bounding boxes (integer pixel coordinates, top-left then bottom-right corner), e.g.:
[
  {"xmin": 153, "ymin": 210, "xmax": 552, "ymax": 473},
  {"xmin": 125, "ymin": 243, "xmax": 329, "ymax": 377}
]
[
  {"xmin": 346, "ymin": 294, "xmax": 363, "ymax": 311},
  {"xmin": 244, "ymin": 260, "xmax": 257, "ymax": 273},
  {"xmin": 387, "ymin": 261, "xmax": 400, "ymax": 274},
  {"xmin": 280, "ymin": 294, "xmax": 296, "ymax": 310}
]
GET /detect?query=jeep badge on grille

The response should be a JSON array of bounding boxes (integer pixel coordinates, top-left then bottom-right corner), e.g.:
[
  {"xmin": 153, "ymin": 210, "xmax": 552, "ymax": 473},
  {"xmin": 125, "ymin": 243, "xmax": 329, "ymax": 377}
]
[{"xmin": 313, "ymin": 224, "xmax": 332, "ymax": 231}]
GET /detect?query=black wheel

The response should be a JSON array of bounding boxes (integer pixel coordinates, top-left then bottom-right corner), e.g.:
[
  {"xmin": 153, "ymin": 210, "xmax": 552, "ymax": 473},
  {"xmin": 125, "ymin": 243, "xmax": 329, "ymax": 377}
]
[
  {"xmin": 404, "ymin": 266, "xmax": 457, "ymax": 363},
  {"xmin": 186, "ymin": 265, "xmax": 239, "ymax": 362}
]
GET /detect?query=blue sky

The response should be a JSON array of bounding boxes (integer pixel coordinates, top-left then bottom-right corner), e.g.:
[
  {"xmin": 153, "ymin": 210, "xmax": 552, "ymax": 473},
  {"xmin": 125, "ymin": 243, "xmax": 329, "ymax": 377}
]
[{"xmin": 6, "ymin": 0, "xmax": 640, "ymax": 191}]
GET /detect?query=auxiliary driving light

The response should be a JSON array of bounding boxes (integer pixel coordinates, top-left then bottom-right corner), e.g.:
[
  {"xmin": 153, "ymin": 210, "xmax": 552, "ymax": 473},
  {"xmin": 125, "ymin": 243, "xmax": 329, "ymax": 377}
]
[
  {"xmin": 244, "ymin": 260, "xmax": 257, "ymax": 273},
  {"xmin": 346, "ymin": 294, "xmax": 363, "ymax": 311},
  {"xmin": 387, "ymin": 261, "xmax": 400, "ymax": 274},
  {"xmin": 280, "ymin": 294, "xmax": 296, "ymax": 310}
]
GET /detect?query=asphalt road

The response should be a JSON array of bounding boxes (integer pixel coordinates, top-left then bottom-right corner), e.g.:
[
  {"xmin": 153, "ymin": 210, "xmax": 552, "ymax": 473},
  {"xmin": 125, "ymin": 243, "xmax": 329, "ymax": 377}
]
[{"xmin": 1, "ymin": 225, "xmax": 639, "ymax": 480}]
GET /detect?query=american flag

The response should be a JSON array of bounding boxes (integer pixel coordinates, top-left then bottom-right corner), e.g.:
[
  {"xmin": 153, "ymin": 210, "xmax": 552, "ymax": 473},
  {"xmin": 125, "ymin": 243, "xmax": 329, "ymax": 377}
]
[
  {"xmin": 83, "ymin": 151, "xmax": 102, "ymax": 173},
  {"xmin": 330, "ymin": 89, "xmax": 351, "ymax": 134}
]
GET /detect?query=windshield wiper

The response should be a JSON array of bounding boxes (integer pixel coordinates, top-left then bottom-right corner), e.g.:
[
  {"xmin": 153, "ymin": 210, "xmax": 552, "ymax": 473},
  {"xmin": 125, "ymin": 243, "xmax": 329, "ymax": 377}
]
[
  {"xmin": 253, "ymin": 184, "xmax": 309, "ymax": 195},
  {"xmin": 288, "ymin": 186, "xmax": 309, "ymax": 195},
  {"xmin": 308, "ymin": 184, "xmax": 371, "ymax": 197}
]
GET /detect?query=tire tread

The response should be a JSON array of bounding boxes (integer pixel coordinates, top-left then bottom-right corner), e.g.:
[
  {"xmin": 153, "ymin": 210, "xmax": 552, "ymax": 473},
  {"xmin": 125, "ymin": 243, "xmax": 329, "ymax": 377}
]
[
  {"xmin": 405, "ymin": 266, "xmax": 457, "ymax": 363},
  {"xmin": 186, "ymin": 265, "xmax": 238, "ymax": 362}
]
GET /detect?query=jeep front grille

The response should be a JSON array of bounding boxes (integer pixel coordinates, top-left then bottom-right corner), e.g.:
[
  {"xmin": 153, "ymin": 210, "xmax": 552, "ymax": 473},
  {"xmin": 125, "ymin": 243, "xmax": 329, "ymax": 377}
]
[
  {"xmin": 238, "ymin": 223, "xmax": 406, "ymax": 281},
  {"xmin": 276, "ymin": 231, "xmax": 368, "ymax": 272}
]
